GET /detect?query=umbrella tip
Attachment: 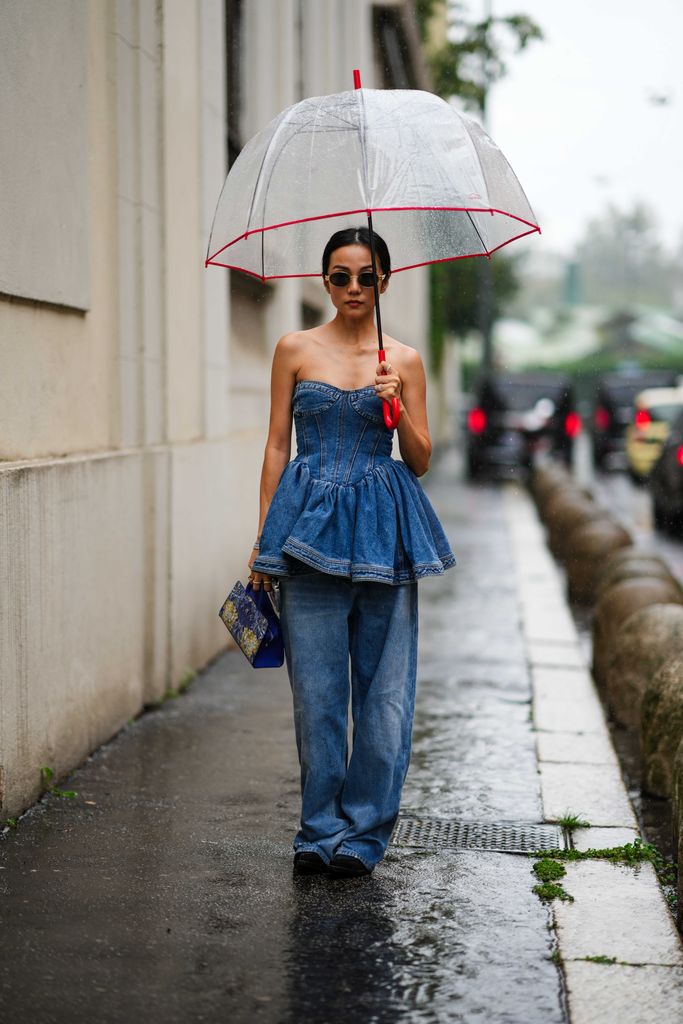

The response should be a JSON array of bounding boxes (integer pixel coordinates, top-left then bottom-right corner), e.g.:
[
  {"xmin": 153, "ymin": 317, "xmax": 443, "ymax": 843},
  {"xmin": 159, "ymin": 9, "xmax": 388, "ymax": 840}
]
[{"xmin": 353, "ymin": 69, "xmax": 362, "ymax": 89}]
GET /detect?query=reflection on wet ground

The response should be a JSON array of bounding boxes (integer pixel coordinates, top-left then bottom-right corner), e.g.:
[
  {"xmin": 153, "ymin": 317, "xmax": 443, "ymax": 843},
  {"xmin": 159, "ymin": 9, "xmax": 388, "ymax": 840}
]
[{"xmin": 0, "ymin": 456, "xmax": 565, "ymax": 1023}]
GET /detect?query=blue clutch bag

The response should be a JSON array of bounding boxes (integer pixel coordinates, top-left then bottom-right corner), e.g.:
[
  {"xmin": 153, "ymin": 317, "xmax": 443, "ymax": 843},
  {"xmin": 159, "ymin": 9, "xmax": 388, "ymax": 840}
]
[{"xmin": 219, "ymin": 580, "xmax": 285, "ymax": 668}]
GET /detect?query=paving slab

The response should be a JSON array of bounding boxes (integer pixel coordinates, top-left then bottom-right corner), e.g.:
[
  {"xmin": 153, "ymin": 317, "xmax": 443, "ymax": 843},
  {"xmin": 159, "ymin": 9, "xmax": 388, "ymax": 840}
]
[
  {"xmin": 533, "ymin": 667, "xmax": 598, "ymax": 701},
  {"xmin": 522, "ymin": 611, "xmax": 580, "ymax": 645},
  {"xmin": 571, "ymin": 827, "xmax": 640, "ymax": 851},
  {"xmin": 534, "ymin": 694, "xmax": 606, "ymax": 734},
  {"xmin": 536, "ymin": 731, "xmax": 619, "ymax": 767},
  {"xmin": 563, "ymin": 962, "xmax": 683, "ymax": 1024},
  {"xmin": 527, "ymin": 641, "xmax": 586, "ymax": 669},
  {"xmin": 554, "ymin": 860, "xmax": 683, "ymax": 965},
  {"xmin": 539, "ymin": 762, "xmax": 637, "ymax": 827}
]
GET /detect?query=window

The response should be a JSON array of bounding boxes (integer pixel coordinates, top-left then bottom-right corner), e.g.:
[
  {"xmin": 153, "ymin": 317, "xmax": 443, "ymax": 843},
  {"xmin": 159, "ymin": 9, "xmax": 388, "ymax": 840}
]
[
  {"xmin": 225, "ymin": 0, "xmax": 243, "ymax": 168},
  {"xmin": 373, "ymin": 6, "xmax": 418, "ymax": 90}
]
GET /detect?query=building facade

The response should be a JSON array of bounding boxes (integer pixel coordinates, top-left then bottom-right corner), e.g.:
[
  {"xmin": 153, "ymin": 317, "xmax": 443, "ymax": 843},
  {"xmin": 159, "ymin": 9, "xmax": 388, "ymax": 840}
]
[{"xmin": 0, "ymin": 0, "xmax": 431, "ymax": 818}]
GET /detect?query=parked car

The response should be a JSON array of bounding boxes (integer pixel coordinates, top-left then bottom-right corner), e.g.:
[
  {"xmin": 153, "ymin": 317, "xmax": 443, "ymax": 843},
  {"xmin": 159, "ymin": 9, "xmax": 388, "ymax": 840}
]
[
  {"xmin": 591, "ymin": 370, "xmax": 679, "ymax": 469},
  {"xmin": 625, "ymin": 386, "xmax": 683, "ymax": 482},
  {"xmin": 650, "ymin": 408, "xmax": 683, "ymax": 533},
  {"xmin": 465, "ymin": 372, "xmax": 580, "ymax": 478}
]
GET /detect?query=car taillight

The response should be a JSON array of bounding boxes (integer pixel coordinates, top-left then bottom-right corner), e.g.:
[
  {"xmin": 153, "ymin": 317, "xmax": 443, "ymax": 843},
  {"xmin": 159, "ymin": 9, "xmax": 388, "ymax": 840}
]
[
  {"xmin": 467, "ymin": 407, "xmax": 487, "ymax": 434},
  {"xmin": 635, "ymin": 409, "xmax": 651, "ymax": 429},
  {"xmin": 594, "ymin": 406, "xmax": 610, "ymax": 430},
  {"xmin": 565, "ymin": 412, "xmax": 582, "ymax": 438},
  {"xmin": 677, "ymin": 445, "xmax": 683, "ymax": 467}
]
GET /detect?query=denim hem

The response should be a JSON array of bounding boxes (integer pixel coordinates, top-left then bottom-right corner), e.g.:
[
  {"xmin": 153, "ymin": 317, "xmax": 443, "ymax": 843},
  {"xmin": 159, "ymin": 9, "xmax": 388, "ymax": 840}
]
[
  {"xmin": 293, "ymin": 841, "xmax": 331, "ymax": 865},
  {"xmin": 277, "ymin": 538, "xmax": 456, "ymax": 585},
  {"xmin": 334, "ymin": 846, "xmax": 375, "ymax": 871}
]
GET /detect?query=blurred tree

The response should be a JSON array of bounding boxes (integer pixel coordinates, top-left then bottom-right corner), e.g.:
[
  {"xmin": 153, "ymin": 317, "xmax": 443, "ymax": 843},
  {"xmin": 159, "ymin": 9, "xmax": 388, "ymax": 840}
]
[
  {"xmin": 416, "ymin": 1, "xmax": 542, "ymax": 107},
  {"xmin": 574, "ymin": 202, "xmax": 682, "ymax": 310},
  {"xmin": 416, "ymin": 0, "xmax": 542, "ymax": 371}
]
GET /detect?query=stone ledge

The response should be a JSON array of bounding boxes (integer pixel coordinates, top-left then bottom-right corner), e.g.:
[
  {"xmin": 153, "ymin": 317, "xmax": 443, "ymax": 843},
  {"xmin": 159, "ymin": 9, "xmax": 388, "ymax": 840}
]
[
  {"xmin": 554, "ymin": 860, "xmax": 682, "ymax": 964},
  {"xmin": 563, "ymin": 961, "xmax": 683, "ymax": 1024},
  {"xmin": 540, "ymin": 762, "xmax": 637, "ymax": 827}
]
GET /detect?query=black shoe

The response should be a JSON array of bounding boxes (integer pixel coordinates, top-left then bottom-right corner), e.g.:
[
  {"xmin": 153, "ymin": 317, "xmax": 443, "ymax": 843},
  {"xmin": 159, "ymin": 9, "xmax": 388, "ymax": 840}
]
[
  {"xmin": 328, "ymin": 853, "xmax": 372, "ymax": 878},
  {"xmin": 293, "ymin": 851, "xmax": 327, "ymax": 875}
]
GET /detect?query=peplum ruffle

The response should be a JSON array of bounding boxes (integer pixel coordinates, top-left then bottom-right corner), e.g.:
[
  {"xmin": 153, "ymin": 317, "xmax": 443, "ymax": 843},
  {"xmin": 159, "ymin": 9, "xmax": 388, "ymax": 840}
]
[{"xmin": 252, "ymin": 456, "xmax": 456, "ymax": 585}]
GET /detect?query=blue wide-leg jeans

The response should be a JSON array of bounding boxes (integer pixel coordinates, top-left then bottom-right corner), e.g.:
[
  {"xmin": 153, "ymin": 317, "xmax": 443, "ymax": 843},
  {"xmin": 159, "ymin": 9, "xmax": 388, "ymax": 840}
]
[{"xmin": 279, "ymin": 571, "xmax": 418, "ymax": 871}]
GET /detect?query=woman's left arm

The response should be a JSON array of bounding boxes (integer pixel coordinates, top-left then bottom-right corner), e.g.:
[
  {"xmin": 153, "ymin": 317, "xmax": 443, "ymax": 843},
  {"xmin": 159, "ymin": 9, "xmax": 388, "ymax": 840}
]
[{"xmin": 374, "ymin": 349, "xmax": 432, "ymax": 477}]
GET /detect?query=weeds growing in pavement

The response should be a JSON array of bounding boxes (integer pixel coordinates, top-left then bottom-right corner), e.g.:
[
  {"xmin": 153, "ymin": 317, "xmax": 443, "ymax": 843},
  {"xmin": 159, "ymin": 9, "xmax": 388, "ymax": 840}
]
[
  {"xmin": 40, "ymin": 766, "xmax": 77, "ymax": 800},
  {"xmin": 148, "ymin": 669, "xmax": 197, "ymax": 708},
  {"xmin": 530, "ymin": 838, "xmax": 678, "ymax": 909},
  {"xmin": 534, "ymin": 881, "xmax": 574, "ymax": 902},
  {"xmin": 556, "ymin": 812, "xmax": 590, "ymax": 830},
  {"xmin": 532, "ymin": 858, "xmax": 573, "ymax": 901}
]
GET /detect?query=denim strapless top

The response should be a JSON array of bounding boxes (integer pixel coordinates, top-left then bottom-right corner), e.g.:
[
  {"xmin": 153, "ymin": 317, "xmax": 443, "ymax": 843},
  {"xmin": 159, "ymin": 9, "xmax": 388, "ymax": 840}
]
[{"xmin": 251, "ymin": 380, "xmax": 456, "ymax": 585}]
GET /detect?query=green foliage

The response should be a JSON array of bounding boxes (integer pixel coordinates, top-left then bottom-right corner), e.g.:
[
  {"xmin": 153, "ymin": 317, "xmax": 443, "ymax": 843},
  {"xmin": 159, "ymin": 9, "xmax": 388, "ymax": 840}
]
[
  {"xmin": 583, "ymin": 955, "xmax": 618, "ymax": 965},
  {"xmin": 178, "ymin": 668, "xmax": 196, "ymax": 690},
  {"xmin": 419, "ymin": 4, "xmax": 542, "ymax": 374},
  {"xmin": 3, "ymin": 818, "xmax": 18, "ymax": 830},
  {"xmin": 530, "ymin": 838, "xmax": 677, "ymax": 910},
  {"xmin": 530, "ymin": 838, "xmax": 677, "ymax": 909},
  {"xmin": 533, "ymin": 858, "xmax": 566, "ymax": 882},
  {"xmin": 533, "ymin": 881, "xmax": 574, "ymax": 902},
  {"xmin": 417, "ymin": 2, "xmax": 543, "ymax": 108},
  {"xmin": 40, "ymin": 765, "xmax": 77, "ymax": 800},
  {"xmin": 575, "ymin": 202, "xmax": 682, "ymax": 309},
  {"xmin": 556, "ymin": 812, "xmax": 591, "ymax": 829},
  {"xmin": 428, "ymin": 254, "xmax": 521, "ymax": 372},
  {"xmin": 415, "ymin": 0, "xmax": 446, "ymax": 42}
]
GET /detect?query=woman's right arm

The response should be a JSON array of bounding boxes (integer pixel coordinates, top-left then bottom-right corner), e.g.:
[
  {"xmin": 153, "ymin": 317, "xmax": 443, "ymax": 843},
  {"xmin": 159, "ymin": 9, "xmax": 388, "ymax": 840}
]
[{"xmin": 249, "ymin": 335, "xmax": 300, "ymax": 589}]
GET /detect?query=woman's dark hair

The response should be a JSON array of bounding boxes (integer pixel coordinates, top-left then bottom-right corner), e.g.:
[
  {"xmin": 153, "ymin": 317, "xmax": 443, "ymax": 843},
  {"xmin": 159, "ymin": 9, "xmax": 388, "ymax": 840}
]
[{"xmin": 322, "ymin": 226, "xmax": 391, "ymax": 278}]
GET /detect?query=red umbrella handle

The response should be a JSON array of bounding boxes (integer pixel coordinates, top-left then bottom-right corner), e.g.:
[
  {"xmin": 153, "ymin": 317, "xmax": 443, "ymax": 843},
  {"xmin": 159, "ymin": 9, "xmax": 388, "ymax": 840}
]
[{"xmin": 378, "ymin": 349, "xmax": 401, "ymax": 429}]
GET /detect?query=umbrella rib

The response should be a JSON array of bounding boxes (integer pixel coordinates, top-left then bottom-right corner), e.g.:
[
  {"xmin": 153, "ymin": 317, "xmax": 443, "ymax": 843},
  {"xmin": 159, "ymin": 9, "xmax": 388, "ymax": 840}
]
[
  {"xmin": 257, "ymin": 121, "xmax": 316, "ymax": 275},
  {"xmin": 355, "ymin": 88, "xmax": 370, "ymax": 208},
  {"xmin": 464, "ymin": 209, "xmax": 490, "ymax": 256}
]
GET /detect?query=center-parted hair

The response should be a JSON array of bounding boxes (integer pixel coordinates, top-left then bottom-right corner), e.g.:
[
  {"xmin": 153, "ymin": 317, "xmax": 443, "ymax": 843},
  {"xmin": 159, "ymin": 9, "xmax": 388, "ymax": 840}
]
[{"xmin": 322, "ymin": 227, "xmax": 391, "ymax": 279}]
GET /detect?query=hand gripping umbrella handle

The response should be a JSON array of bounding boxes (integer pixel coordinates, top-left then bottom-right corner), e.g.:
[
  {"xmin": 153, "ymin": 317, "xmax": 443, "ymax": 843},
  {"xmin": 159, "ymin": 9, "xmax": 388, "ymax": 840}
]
[{"xmin": 378, "ymin": 350, "xmax": 401, "ymax": 430}]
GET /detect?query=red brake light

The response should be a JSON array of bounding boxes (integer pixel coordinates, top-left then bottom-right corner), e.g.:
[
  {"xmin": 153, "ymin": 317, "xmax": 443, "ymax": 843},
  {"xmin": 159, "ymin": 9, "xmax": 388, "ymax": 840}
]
[
  {"xmin": 594, "ymin": 406, "xmax": 610, "ymax": 430},
  {"xmin": 468, "ymin": 407, "xmax": 487, "ymax": 434},
  {"xmin": 565, "ymin": 411, "xmax": 582, "ymax": 438},
  {"xmin": 635, "ymin": 409, "xmax": 651, "ymax": 429},
  {"xmin": 677, "ymin": 445, "xmax": 683, "ymax": 467}
]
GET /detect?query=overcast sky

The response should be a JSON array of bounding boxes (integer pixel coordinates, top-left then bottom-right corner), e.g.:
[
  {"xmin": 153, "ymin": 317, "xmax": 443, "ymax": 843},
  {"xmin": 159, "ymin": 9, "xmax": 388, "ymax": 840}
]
[{"xmin": 480, "ymin": 0, "xmax": 683, "ymax": 256}]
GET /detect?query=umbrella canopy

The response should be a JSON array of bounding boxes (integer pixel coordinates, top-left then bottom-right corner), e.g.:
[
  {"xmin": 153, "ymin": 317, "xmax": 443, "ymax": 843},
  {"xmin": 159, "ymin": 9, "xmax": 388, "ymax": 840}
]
[{"xmin": 206, "ymin": 86, "xmax": 539, "ymax": 280}]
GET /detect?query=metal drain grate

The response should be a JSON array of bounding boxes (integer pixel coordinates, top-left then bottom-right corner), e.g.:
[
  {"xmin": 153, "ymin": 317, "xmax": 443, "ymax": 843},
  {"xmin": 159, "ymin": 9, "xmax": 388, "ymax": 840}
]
[{"xmin": 392, "ymin": 817, "xmax": 565, "ymax": 854}]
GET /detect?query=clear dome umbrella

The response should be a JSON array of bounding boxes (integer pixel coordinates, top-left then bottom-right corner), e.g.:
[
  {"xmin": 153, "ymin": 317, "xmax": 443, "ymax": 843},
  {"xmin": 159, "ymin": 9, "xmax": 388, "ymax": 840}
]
[{"xmin": 206, "ymin": 70, "xmax": 540, "ymax": 428}]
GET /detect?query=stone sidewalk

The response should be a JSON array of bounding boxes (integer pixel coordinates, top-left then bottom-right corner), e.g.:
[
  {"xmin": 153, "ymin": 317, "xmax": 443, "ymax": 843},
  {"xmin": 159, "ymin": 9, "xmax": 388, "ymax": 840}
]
[
  {"xmin": 1, "ymin": 454, "xmax": 682, "ymax": 1023},
  {"xmin": 505, "ymin": 486, "xmax": 683, "ymax": 1020}
]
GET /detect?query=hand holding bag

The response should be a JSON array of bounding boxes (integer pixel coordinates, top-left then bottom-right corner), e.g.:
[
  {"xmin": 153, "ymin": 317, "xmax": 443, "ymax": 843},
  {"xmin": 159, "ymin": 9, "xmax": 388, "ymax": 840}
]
[{"xmin": 219, "ymin": 580, "xmax": 285, "ymax": 668}]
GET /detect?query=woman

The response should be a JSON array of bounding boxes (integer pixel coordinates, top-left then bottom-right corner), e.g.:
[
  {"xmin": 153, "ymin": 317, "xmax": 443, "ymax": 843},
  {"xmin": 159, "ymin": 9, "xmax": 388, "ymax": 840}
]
[{"xmin": 250, "ymin": 227, "xmax": 455, "ymax": 878}]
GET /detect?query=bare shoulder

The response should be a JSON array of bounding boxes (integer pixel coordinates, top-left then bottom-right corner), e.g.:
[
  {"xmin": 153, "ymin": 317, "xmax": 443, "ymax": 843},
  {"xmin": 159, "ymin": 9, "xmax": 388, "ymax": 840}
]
[
  {"xmin": 384, "ymin": 336, "xmax": 425, "ymax": 375},
  {"xmin": 275, "ymin": 330, "xmax": 306, "ymax": 357},
  {"xmin": 275, "ymin": 328, "xmax": 324, "ymax": 357}
]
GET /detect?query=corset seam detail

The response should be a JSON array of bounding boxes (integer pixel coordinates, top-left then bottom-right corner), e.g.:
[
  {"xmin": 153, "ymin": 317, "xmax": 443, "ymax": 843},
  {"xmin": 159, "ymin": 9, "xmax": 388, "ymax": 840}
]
[
  {"xmin": 332, "ymin": 396, "xmax": 346, "ymax": 482},
  {"xmin": 313, "ymin": 414, "xmax": 325, "ymax": 477},
  {"xmin": 342, "ymin": 420, "xmax": 368, "ymax": 485}
]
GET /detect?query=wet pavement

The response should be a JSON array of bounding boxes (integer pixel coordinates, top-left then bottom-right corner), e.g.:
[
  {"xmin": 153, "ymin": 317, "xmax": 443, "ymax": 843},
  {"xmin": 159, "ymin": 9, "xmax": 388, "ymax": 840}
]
[{"xmin": 1, "ymin": 452, "xmax": 566, "ymax": 1024}]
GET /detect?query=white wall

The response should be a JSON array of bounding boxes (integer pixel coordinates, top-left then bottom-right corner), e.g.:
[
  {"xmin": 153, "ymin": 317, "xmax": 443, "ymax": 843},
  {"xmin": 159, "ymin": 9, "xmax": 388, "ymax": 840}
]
[
  {"xmin": 0, "ymin": 1, "xmax": 90, "ymax": 309},
  {"xmin": 0, "ymin": 0, "xmax": 432, "ymax": 819}
]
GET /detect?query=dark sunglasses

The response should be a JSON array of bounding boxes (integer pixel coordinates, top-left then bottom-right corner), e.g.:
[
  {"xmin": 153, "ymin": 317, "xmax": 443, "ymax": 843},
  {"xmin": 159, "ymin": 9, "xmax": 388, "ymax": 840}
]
[{"xmin": 324, "ymin": 271, "xmax": 385, "ymax": 288}]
